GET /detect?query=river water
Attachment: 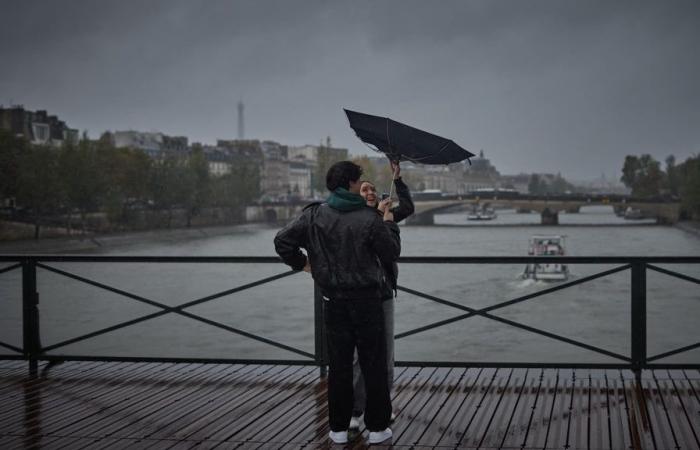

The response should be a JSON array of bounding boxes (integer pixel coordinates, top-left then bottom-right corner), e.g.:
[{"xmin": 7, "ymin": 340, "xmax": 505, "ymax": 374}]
[{"xmin": 1, "ymin": 206, "xmax": 698, "ymax": 365}]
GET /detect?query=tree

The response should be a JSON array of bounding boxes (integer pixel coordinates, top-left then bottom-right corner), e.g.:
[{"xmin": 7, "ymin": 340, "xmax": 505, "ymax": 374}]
[
  {"xmin": 16, "ymin": 145, "xmax": 63, "ymax": 238},
  {"xmin": 528, "ymin": 174, "xmax": 543, "ymax": 195},
  {"xmin": 57, "ymin": 134, "xmax": 104, "ymax": 233},
  {"xmin": 183, "ymin": 145, "xmax": 211, "ymax": 227},
  {"xmin": 620, "ymin": 154, "xmax": 663, "ymax": 197},
  {"xmin": 211, "ymin": 161, "xmax": 260, "ymax": 221},
  {"xmin": 677, "ymin": 155, "xmax": 700, "ymax": 219},
  {"xmin": 0, "ymin": 129, "xmax": 27, "ymax": 205},
  {"xmin": 149, "ymin": 155, "xmax": 190, "ymax": 228},
  {"xmin": 97, "ymin": 137, "xmax": 153, "ymax": 228},
  {"xmin": 665, "ymin": 155, "xmax": 680, "ymax": 197}
]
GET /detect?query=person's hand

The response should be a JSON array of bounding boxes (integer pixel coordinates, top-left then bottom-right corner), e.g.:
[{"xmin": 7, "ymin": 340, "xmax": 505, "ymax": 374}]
[
  {"xmin": 303, "ymin": 259, "xmax": 312, "ymax": 273},
  {"xmin": 378, "ymin": 198, "xmax": 392, "ymax": 213},
  {"xmin": 383, "ymin": 207, "xmax": 395, "ymax": 222},
  {"xmin": 390, "ymin": 160, "xmax": 401, "ymax": 179}
]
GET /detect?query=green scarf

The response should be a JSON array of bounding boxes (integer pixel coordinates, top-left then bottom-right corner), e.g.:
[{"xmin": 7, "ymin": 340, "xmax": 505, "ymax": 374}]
[{"xmin": 327, "ymin": 187, "xmax": 366, "ymax": 211}]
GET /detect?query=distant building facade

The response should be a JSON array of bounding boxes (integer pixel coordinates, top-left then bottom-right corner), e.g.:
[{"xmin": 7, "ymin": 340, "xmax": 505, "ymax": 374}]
[
  {"xmin": 0, "ymin": 105, "xmax": 78, "ymax": 146},
  {"xmin": 113, "ymin": 131, "xmax": 189, "ymax": 158}
]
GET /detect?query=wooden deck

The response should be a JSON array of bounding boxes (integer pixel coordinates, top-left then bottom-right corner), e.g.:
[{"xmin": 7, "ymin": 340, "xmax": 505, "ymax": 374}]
[{"xmin": 1, "ymin": 360, "xmax": 699, "ymax": 449}]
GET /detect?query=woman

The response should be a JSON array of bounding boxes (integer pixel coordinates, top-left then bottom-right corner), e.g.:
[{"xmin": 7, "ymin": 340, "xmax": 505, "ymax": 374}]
[{"xmin": 350, "ymin": 160, "xmax": 414, "ymax": 431}]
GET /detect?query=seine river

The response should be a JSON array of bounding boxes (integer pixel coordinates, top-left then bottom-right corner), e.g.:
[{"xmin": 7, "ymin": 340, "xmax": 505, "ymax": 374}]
[{"xmin": 1, "ymin": 206, "xmax": 699, "ymax": 365}]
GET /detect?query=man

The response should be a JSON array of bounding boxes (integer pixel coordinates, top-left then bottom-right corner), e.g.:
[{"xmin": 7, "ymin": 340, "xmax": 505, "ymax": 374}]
[{"xmin": 274, "ymin": 161, "xmax": 399, "ymax": 444}]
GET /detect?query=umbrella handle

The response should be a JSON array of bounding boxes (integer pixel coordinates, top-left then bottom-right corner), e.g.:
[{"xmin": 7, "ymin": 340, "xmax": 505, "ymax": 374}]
[{"xmin": 388, "ymin": 160, "xmax": 399, "ymax": 200}]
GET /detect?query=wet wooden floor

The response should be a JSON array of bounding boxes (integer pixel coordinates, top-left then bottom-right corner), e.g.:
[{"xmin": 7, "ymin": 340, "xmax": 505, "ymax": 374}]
[{"xmin": 1, "ymin": 360, "xmax": 699, "ymax": 449}]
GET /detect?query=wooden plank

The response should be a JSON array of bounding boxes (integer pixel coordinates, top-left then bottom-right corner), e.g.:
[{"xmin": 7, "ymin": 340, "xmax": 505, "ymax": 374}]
[
  {"xmin": 0, "ymin": 361, "xmax": 146, "ymax": 433},
  {"xmin": 89, "ymin": 364, "xmax": 258, "ymax": 444},
  {"xmin": 606, "ymin": 372, "xmax": 631, "ymax": 450},
  {"xmin": 643, "ymin": 376, "xmax": 675, "ymax": 449},
  {"xmin": 0, "ymin": 360, "xmax": 111, "ymax": 419},
  {"xmin": 392, "ymin": 367, "xmax": 454, "ymax": 445},
  {"xmin": 411, "ymin": 367, "xmax": 472, "ymax": 447},
  {"xmin": 621, "ymin": 374, "xmax": 657, "ymax": 450},
  {"xmin": 546, "ymin": 369, "xmax": 573, "ymax": 448},
  {"xmin": 567, "ymin": 371, "xmax": 588, "ymax": 450},
  {"xmin": 175, "ymin": 366, "xmax": 317, "ymax": 442},
  {"xmin": 433, "ymin": 367, "xmax": 491, "ymax": 447},
  {"xmin": 38, "ymin": 363, "xmax": 209, "ymax": 439},
  {"xmin": 498, "ymin": 369, "xmax": 541, "ymax": 448},
  {"xmin": 653, "ymin": 373, "xmax": 697, "ymax": 449},
  {"xmin": 477, "ymin": 368, "xmax": 526, "ymax": 448}
]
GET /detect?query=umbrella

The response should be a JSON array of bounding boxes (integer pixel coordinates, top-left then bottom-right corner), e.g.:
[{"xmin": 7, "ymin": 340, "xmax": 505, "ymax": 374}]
[{"xmin": 344, "ymin": 109, "xmax": 475, "ymax": 165}]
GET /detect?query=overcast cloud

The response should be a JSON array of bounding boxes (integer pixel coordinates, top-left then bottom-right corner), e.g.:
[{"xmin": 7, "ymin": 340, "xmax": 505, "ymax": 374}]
[{"xmin": 1, "ymin": 0, "xmax": 699, "ymax": 179}]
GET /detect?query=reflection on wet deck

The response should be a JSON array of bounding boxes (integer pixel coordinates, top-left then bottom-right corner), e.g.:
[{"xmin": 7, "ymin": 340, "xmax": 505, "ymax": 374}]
[{"xmin": 1, "ymin": 361, "xmax": 699, "ymax": 449}]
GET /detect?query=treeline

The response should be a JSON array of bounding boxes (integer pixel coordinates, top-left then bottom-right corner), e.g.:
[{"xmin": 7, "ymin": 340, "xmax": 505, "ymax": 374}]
[
  {"xmin": 621, "ymin": 153, "xmax": 700, "ymax": 219},
  {"xmin": 0, "ymin": 130, "xmax": 260, "ymax": 237},
  {"xmin": 527, "ymin": 173, "xmax": 576, "ymax": 195}
]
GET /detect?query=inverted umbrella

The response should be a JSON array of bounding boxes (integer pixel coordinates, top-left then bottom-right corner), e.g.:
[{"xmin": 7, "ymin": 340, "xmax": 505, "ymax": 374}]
[{"xmin": 344, "ymin": 109, "xmax": 475, "ymax": 165}]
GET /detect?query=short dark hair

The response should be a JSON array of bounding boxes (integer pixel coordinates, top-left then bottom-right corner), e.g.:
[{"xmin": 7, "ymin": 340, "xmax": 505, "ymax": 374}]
[{"xmin": 326, "ymin": 161, "xmax": 363, "ymax": 191}]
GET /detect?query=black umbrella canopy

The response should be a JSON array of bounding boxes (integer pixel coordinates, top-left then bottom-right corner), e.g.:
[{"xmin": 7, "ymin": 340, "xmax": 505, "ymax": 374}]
[{"xmin": 344, "ymin": 109, "xmax": 474, "ymax": 165}]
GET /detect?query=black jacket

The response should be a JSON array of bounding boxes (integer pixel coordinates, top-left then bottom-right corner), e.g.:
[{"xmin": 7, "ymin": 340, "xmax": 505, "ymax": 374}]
[
  {"xmin": 274, "ymin": 203, "xmax": 401, "ymax": 300},
  {"xmin": 383, "ymin": 177, "xmax": 414, "ymax": 293},
  {"xmin": 391, "ymin": 177, "xmax": 415, "ymax": 224}
]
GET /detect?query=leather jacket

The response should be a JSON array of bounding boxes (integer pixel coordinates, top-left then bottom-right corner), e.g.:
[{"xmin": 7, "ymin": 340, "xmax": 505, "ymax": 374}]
[{"xmin": 274, "ymin": 202, "xmax": 400, "ymax": 300}]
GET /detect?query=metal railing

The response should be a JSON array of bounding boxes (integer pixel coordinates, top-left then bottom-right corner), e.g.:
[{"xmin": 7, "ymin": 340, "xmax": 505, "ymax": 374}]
[{"xmin": 1, "ymin": 255, "xmax": 699, "ymax": 377}]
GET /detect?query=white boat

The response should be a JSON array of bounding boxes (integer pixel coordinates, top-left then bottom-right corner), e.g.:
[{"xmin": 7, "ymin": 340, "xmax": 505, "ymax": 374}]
[
  {"xmin": 623, "ymin": 207, "xmax": 646, "ymax": 220},
  {"xmin": 522, "ymin": 235, "xmax": 569, "ymax": 281},
  {"xmin": 467, "ymin": 206, "xmax": 497, "ymax": 221}
]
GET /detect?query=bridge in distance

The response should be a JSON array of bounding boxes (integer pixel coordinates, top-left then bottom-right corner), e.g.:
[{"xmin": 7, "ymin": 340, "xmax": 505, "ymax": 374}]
[
  {"xmin": 247, "ymin": 193, "xmax": 681, "ymax": 225},
  {"xmin": 409, "ymin": 192, "xmax": 681, "ymax": 225}
]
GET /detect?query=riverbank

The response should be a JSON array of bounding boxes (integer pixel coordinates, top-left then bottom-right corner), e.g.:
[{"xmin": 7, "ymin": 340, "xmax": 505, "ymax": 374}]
[
  {"xmin": 675, "ymin": 220, "xmax": 700, "ymax": 238},
  {"xmin": 0, "ymin": 222, "xmax": 278, "ymax": 254}
]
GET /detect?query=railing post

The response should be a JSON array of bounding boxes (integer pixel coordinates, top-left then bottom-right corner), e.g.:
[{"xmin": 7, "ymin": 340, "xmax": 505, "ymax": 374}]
[
  {"xmin": 22, "ymin": 258, "xmax": 41, "ymax": 377},
  {"xmin": 313, "ymin": 283, "xmax": 328, "ymax": 378},
  {"xmin": 631, "ymin": 262, "xmax": 646, "ymax": 383}
]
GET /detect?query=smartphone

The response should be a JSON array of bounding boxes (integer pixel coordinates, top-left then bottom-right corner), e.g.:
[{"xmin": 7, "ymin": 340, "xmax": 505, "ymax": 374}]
[{"xmin": 381, "ymin": 192, "xmax": 390, "ymax": 200}]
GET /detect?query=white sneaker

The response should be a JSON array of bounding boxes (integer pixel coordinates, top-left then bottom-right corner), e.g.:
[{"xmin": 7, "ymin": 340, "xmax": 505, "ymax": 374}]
[
  {"xmin": 329, "ymin": 430, "xmax": 348, "ymax": 444},
  {"xmin": 368, "ymin": 427, "xmax": 392, "ymax": 444},
  {"xmin": 349, "ymin": 415, "xmax": 362, "ymax": 430}
]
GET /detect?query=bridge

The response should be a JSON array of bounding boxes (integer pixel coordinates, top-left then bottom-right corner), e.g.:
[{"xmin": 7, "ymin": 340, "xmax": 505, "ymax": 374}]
[
  {"xmin": 244, "ymin": 194, "xmax": 681, "ymax": 226},
  {"xmin": 408, "ymin": 194, "xmax": 682, "ymax": 225},
  {"xmin": 1, "ymin": 255, "xmax": 699, "ymax": 448}
]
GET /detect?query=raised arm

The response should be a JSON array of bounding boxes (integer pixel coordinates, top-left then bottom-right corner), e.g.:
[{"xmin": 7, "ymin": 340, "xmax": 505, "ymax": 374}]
[{"xmin": 391, "ymin": 177, "xmax": 414, "ymax": 223}]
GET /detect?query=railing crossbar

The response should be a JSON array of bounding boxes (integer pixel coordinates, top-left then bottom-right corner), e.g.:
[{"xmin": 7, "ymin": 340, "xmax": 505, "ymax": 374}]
[
  {"xmin": 0, "ymin": 341, "xmax": 22, "ymax": 354},
  {"xmin": 398, "ymin": 285, "xmax": 630, "ymax": 361},
  {"xmin": 646, "ymin": 264, "xmax": 700, "ymax": 285},
  {"xmin": 647, "ymin": 342, "xmax": 700, "ymax": 362},
  {"xmin": 0, "ymin": 263, "xmax": 21, "ymax": 275},
  {"xmin": 36, "ymin": 263, "xmax": 311, "ymax": 359},
  {"xmin": 480, "ymin": 264, "xmax": 631, "ymax": 314},
  {"xmin": 175, "ymin": 271, "xmax": 297, "ymax": 310},
  {"xmin": 395, "ymin": 264, "xmax": 630, "ymax": 341}
]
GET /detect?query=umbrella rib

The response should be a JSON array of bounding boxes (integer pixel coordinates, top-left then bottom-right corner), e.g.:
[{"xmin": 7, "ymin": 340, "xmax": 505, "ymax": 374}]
[{"xmin": 386, "ymin": 117, "xmax": 392, "ymax": 153}]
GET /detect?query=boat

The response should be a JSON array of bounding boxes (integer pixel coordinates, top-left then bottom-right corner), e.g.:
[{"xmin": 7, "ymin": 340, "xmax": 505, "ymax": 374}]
[
  {"xmin": 467, "ymin": 205, "xmax": 497, "ymax": 221},
  {"xmin": 522, "ymin": 235, "xmax": 569, "ymax": 281},
  {"xmin": 623, "ymin": 207, "xmax": 646, "ymax": 220}
]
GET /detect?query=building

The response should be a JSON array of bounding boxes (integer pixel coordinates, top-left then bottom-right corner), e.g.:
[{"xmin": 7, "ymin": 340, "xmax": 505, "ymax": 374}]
[
  {"xmin": 112, "ymin": 131, "xmax": 189, "ymax": 159},
  {"xmin": 201, "ymin": 145, "xmax": 232, "ymax": 177},
  {"xmin": 0, "ymin": 105, "xmax": 78, "ymax": 146},
  {"xmin": 288, "ymin": 159, "xmax": 313, "ymax": 198}
]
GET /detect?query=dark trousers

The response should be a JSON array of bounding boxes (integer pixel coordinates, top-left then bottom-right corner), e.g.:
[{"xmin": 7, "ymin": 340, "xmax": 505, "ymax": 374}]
[{"xmin": 325, "ymin": 297, "xmax": 391, "ymax": 432}]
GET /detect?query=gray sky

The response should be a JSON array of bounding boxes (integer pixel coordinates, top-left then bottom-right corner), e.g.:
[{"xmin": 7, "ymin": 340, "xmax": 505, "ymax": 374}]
[{"xmin": 1, "ymin": 0, "xmax": 699, "ymax": 179}]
